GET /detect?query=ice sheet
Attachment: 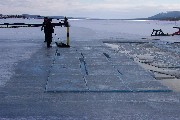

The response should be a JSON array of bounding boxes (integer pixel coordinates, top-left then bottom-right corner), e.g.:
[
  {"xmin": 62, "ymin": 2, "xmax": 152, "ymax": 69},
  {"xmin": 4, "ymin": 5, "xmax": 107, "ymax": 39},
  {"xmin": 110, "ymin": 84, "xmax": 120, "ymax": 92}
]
[{"xmin": 0, "ymin": 18, "xmax": 180, "ymax": 86}]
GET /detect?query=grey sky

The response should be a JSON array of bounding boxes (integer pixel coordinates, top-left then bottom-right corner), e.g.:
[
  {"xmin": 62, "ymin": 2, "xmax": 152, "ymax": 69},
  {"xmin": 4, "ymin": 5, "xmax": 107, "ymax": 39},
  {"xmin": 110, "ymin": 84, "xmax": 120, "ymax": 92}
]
[{"xmin": 0, "ymin": 0, "xmax": 180, "ymax": 19}]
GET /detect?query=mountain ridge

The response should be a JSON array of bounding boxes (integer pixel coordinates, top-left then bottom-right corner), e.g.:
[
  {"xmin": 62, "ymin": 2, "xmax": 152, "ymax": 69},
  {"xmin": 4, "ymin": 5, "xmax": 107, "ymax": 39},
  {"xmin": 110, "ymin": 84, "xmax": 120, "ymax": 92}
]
[{"xmin": 148, "ymin": 11, "xmax": 180, "ymax": 20}]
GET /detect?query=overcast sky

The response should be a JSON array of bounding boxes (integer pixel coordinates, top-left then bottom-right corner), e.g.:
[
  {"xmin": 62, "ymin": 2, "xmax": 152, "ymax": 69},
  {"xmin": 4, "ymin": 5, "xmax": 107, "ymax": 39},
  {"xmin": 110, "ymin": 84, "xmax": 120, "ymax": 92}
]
[{"xmin": 0, "ymin": 0, "xmax": 180, "ymax": 19}]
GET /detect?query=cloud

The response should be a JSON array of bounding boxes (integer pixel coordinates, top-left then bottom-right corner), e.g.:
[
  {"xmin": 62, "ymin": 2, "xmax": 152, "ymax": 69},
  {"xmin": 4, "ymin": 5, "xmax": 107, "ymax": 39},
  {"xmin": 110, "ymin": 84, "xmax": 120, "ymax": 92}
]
[{"xmin": 0, "ymin": 0, "xmax": 180, "ymax": 18}]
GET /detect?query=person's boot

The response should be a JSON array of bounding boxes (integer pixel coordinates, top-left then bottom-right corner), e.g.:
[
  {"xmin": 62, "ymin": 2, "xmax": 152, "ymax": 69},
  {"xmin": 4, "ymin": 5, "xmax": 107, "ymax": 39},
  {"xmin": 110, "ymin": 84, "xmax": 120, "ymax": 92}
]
[{"xmin": 47, "ymin": 42, "xmax": 52, "ymax": 48}]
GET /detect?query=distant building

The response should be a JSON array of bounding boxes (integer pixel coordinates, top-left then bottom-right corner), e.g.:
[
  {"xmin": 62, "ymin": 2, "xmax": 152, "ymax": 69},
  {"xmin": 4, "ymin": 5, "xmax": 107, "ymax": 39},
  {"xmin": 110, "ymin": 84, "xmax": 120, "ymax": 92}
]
[{"xmin": 22, "ymin": 14, "xmax": 41, "ymax": 19}]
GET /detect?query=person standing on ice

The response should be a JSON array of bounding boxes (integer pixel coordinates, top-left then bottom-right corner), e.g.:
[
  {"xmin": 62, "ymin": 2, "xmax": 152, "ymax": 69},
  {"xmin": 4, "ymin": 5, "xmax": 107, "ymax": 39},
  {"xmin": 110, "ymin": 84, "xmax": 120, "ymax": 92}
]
[
  {"xmin": 42, "ymin": 19, "xmax": 54, "ymax": 48},
  {"xmin": 41, "ymin": 17, "xmax": 49, "ymax": 42},
  {"xmin": 43, "ymin": 18, "xmax": 54, "ymax": 48},
  {"xmin": 64, "ymin": 16, "xmax": 69, "ymax": 27}
]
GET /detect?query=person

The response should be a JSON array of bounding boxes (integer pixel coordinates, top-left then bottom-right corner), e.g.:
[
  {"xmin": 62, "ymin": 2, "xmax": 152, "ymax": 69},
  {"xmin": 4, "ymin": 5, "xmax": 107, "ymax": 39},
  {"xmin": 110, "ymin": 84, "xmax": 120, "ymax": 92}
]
[
  {"xmin": 41, "ymin": 17, "xmax": 49, "ymax": 42},
  {"xmin": 41, "ymin": 17, "xmax": 54, "ymax": 47},
  {"xmin": 64, "ymin": 16, "xmax": 69, "ymax": 27},
  {"xmin": 46, "ymin": 18, "xmax": 54, "ymax": 48},
  {"xmin": 42, "ymin": 18, "xmax": 54, "ymax": 48}
]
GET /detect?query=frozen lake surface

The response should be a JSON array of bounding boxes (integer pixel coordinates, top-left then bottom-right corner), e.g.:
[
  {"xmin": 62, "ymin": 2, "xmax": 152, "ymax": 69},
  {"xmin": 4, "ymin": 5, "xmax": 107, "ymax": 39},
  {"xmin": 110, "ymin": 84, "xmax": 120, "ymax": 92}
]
[
  {"xmin": 1, "ymin": 18, "xmax": 180, "ymax": 40},
  {"xmin": 0, "ymin": 18, "xmax": 180, "ymax": 86},
  {"xmin": 1, "ymin": 19, "xmax": 180, "ymax": 119}
]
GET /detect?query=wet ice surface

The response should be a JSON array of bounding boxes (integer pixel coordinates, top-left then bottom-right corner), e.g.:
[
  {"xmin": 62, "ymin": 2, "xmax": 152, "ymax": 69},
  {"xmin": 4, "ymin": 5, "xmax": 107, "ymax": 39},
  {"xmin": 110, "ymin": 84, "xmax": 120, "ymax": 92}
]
[
  {"xmin": 45, "ymin": 44, "xmax": 171, "ymax": 93},
  {"xmin": 0, "ymin": 38, "xmax": 41, "ymax": 86},
  {"xmin": 0, "ymin": 19, "xmax": 45, "ymax": 86},
  {"xmin": 105, "ymin": 40, "xmax": 180, "ymax": 92},
  {"xmin": 107, "ymin": 42, "xmax": 180, "ymax": 76}
]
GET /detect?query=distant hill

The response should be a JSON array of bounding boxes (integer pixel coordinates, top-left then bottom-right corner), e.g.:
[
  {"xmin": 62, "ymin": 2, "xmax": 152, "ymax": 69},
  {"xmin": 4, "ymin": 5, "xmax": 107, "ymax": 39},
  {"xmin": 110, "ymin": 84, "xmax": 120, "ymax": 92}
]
[{"xmin": 148, "ymin": 11, "xmax": 180, "ymax": 20}]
